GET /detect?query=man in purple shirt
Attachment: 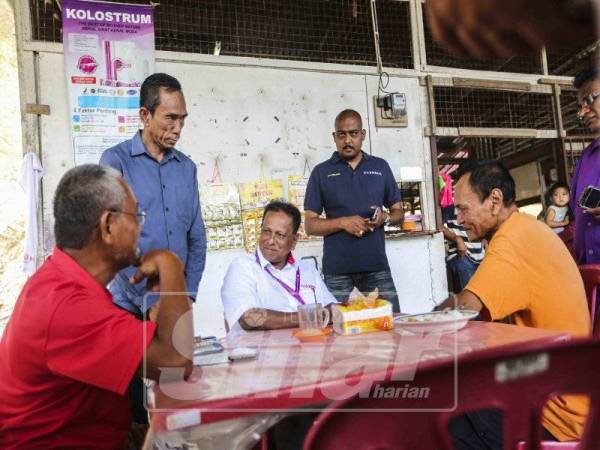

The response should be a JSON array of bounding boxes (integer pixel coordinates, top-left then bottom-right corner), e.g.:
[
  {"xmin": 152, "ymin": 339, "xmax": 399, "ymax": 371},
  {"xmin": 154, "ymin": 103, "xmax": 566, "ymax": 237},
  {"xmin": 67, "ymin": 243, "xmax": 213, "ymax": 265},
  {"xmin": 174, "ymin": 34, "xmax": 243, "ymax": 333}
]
[{"xmin": 570, "ymin": 66, "xmax": 600, "ymax": 264}]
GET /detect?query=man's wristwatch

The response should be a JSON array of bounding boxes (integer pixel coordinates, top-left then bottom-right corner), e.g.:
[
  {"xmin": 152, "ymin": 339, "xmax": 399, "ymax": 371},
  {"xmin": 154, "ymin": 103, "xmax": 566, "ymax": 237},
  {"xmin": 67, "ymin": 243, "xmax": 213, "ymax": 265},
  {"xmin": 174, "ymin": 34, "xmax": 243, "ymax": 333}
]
[{"xmin": 383, "ymin": 213, "xmax": 391, "ymax": 227}]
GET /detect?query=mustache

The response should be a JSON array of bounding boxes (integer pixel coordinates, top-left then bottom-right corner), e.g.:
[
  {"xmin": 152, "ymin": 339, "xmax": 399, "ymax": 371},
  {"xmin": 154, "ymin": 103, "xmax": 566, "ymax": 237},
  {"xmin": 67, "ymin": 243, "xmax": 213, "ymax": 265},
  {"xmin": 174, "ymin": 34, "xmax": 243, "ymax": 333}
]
[{"xmin": 343, "ymin": 145, "xmax": 354, "ymax": 150}]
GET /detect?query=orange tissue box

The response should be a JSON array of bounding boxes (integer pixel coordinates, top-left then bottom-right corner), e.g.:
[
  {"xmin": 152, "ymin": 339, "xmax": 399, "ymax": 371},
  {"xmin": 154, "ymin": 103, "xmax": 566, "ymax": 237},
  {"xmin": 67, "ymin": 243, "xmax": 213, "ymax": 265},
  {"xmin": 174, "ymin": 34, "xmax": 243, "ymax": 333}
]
[{"xmin": 332, "ymin": 299, "xmax": 394, "ymax": 335}]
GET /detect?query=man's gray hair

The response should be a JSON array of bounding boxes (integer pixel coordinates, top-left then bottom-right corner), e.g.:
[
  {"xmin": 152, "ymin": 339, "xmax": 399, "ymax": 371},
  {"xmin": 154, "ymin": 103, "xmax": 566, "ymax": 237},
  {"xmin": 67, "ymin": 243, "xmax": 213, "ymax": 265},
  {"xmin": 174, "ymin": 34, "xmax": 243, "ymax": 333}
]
[{"xmin": 54, "ymin": 164, "xmax": 127, "ymax": 249}]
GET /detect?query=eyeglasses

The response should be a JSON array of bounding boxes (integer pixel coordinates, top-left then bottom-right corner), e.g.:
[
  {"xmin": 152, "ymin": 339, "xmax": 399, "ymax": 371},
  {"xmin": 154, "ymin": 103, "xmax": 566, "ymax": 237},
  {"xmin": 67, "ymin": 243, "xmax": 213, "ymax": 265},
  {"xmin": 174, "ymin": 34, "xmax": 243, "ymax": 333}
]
[
  {"xmin": 260, "ymin": 228, "xmax": 289, "ymax": 243},
  {"xmin": 109, "ymin": 208, "xmax": 146, "ymax": 226},
  {"xmin": 577, "ymin": 91, "xmax": 600, "ymax": 112},
  {"xmin": 333, "ymin": 129, "xmax": 362, "ymax": 139}
]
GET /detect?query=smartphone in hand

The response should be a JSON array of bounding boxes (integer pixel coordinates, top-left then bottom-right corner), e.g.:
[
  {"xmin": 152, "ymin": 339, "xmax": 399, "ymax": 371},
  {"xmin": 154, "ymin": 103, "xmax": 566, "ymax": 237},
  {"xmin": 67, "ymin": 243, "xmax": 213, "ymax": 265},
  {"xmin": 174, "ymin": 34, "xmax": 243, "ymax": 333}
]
[
  {"xmin": 370, "ymin": 206, "xmax": 382, "ymax": 221},
  {"xmin": 579, "ymin": 185, "xmax": 600, "ymax": 209}
]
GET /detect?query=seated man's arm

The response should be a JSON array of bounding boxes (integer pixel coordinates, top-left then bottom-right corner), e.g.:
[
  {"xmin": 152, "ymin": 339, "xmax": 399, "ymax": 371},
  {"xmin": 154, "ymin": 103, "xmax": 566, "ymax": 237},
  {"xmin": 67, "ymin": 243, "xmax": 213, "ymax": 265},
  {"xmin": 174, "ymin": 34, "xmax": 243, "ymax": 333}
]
[
  {"xmin": 133, "ymin": 250, "xmax": 193, "ymax": 381},
  {"xmin": 45, "ymin": 250, "xmax": 192, "ymax": 395},
  {"xmin": 222, "ymin": 258, "xmax": 299, "ymax": 331},
  {"xmin": 435, "ymin": 289, "xmax": 484, "ymax": 313},
  {"xmin": 435, "ymin": 235, "xmax": 528, "ymax": 322},
  {"xmin": 305, "ymin": 210, "xmax": 369, "ymax": 238},
  {"xmin": 239, "ymin": 308, "xmax": 299, "ymax": 331},
  {"xmin": 239, "ymin": 269, "xmax": 337, "ymax": 327}
]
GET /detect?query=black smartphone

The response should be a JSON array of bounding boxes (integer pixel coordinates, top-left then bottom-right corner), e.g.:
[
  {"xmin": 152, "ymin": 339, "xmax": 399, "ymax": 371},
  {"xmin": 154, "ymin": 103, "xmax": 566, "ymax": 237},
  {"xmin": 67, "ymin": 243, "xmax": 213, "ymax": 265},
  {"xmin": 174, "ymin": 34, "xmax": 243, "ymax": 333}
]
[
  {"xmin": 370, "ymin": 206, "xmax": 381, "ymax": 221},
  {"xmin": 578, "ymin": 185, "xmax": 600, "ymax": 209}
]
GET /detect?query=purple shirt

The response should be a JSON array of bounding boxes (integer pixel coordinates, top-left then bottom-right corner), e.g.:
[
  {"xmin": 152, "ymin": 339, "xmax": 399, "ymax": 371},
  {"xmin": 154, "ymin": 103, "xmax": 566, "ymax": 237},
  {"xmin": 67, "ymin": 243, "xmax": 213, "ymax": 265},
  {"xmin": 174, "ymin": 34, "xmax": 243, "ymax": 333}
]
[{"xmin": 570, "ymin": 137, "xmax": 600, "ymax": 264}]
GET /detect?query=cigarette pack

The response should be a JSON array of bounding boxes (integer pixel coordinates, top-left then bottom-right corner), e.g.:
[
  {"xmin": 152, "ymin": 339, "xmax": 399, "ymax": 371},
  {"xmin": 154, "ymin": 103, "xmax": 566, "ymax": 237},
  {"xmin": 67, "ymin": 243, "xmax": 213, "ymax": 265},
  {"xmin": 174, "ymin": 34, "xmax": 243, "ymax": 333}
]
[{"xmin": 332, "ymin": 299, "xmax": 394, "ymax": 335}]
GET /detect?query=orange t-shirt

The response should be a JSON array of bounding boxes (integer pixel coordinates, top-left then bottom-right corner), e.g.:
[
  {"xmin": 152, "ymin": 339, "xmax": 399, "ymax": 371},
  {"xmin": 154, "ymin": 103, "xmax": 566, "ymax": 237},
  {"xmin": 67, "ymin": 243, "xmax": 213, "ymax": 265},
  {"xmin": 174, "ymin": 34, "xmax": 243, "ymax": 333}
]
[{"xmin": 466, "ymin": 212, "xmax": 591, "ymax": 441}]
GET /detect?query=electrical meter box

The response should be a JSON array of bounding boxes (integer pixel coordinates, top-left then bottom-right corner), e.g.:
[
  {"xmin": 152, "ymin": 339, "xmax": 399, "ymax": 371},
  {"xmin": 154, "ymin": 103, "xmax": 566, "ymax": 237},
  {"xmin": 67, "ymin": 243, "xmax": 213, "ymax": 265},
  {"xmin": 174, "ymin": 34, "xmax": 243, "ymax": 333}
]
[{"xmin": 373, "ymin": 93, "xmax": 408, "ymax": 128}]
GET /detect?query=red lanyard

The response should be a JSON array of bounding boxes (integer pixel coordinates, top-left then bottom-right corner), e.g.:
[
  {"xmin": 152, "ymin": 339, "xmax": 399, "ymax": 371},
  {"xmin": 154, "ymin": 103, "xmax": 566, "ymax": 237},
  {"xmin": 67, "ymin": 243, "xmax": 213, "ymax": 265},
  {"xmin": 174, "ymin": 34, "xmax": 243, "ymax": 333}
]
[{"xmin": 255, "ymin": 251, "xmax": 305, "ymax": 305}]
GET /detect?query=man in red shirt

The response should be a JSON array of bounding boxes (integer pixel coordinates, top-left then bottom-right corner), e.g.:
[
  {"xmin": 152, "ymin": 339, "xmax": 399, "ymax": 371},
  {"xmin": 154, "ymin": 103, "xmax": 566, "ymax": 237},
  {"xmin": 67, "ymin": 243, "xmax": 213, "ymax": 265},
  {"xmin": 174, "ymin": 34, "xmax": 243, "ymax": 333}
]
[{"xmin": 0, "ymin": 164, "xmax": 193, "ymax": 449}]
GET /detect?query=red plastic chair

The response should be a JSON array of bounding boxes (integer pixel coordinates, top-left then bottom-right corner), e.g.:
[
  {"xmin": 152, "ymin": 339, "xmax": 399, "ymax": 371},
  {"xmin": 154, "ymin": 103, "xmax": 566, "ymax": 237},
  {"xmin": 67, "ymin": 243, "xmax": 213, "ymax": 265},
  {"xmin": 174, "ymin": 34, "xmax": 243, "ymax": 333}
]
[
  {"xmin": 578, "ymin": 264, "xmax": 600, "ymax": 336},
  {"xmin": 303, "ymin": 338, "xmax": 600, "ymax": 450}
]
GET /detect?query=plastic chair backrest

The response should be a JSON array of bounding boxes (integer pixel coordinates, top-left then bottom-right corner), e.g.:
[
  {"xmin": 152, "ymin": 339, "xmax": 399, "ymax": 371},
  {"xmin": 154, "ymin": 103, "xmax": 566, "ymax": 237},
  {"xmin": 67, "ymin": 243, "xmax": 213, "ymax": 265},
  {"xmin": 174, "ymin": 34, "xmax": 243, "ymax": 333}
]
[
  {"xmin": 303, "ymin": 338, "xmax": 600, "ymax": 450},
  {"xmin": 578, "ymin": 264, "xmax": 600, "ymax": 335}
]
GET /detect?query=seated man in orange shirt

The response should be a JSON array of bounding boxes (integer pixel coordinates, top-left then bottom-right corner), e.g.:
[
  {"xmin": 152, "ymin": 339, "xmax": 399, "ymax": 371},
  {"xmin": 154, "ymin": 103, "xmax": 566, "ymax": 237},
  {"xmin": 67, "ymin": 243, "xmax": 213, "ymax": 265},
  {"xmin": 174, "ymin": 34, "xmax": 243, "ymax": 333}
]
[{"xmin": 435, "ymin": 160, "xmax": 590, "ymax": 448}]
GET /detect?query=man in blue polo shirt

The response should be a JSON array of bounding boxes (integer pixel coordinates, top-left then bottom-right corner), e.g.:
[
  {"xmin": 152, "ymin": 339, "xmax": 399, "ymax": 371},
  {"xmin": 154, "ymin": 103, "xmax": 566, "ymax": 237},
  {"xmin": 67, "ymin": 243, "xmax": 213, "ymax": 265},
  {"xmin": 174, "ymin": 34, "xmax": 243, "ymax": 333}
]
[{"xmin": 304, "ymin": 109, "xmax": 404, "ymax": 312}]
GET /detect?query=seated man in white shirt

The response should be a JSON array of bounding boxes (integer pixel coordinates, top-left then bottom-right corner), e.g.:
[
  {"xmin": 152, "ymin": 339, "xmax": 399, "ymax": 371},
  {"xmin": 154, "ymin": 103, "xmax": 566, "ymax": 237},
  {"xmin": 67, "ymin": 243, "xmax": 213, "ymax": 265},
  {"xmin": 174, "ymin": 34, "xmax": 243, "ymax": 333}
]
[{"xmin": 222, "ymin": 200, "xmax": 337, "ymax": 334}]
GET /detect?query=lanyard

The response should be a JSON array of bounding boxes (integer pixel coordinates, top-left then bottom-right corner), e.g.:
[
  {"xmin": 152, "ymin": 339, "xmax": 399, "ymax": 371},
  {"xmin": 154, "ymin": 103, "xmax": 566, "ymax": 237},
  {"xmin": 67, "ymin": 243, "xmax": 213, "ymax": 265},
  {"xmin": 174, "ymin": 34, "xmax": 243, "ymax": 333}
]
[{"xmin": 255, "ymin": 251, "xmax": 305, "ymax": 305}]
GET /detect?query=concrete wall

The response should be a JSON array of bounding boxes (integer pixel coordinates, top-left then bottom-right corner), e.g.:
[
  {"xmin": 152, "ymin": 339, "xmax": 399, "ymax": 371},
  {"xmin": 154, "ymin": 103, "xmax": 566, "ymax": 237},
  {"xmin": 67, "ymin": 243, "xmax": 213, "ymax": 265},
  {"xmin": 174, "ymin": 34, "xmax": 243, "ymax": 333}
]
[{"xmin": 28, "ymin": 49, "xmax": 447, "ymax": 337}]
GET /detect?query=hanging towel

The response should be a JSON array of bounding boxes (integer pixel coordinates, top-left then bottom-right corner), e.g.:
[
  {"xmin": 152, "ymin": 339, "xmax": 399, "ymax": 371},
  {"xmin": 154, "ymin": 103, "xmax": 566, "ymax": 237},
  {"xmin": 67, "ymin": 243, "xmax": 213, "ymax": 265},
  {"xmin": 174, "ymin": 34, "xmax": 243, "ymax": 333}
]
[
  {"xmin": 439, "ymin": 173, "xmax": 454, "ymax": 208},
  {"xmin": 438, "ymin": 174, "xmax": 445, "ymax": 191},
  {"xmin": 20, "ymin": 152, "xmax": 44, "ymax": 275}
]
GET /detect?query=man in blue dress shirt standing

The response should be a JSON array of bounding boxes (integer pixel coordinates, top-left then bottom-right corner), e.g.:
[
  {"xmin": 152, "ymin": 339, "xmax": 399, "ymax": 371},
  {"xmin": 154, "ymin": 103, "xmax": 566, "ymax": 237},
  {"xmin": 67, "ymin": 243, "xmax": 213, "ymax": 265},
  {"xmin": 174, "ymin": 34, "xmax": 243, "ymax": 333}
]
[
  {"xmin": 304, "ymin": 109, "xmax": 404, "ymax": 312},
  {"xmin": 100, "ymin": 73, "xmax": 206, "ymax": 315},
  {"xmin": 100, "ymin": 73, "xmax": 206, "ymax": 432}
]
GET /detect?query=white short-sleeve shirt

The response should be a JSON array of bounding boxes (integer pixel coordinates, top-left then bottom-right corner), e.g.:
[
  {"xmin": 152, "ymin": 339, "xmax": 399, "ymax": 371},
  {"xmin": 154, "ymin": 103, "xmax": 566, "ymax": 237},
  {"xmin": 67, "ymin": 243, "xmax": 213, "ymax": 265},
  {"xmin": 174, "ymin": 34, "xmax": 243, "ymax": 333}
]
[{"xmin": 221, "ymin": 248, "xmax": 337, "ymax": 335}]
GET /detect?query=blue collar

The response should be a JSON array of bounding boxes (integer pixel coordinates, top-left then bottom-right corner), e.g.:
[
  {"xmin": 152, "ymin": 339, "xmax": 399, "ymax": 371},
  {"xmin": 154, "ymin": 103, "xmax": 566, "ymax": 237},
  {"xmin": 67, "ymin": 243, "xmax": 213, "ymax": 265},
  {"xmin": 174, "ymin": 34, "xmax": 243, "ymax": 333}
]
[
  {"xmin": 328, "ymin": 150, "xmax": 370, "ymax": 165},
  {"xmin": 131, "ymin": 131, "xmax": 181, "ymax": 162}
]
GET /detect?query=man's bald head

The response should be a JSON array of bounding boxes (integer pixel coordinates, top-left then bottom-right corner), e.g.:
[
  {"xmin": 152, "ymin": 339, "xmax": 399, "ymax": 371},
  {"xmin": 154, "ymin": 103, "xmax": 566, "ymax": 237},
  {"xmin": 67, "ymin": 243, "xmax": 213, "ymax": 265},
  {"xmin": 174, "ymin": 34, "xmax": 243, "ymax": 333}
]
[{"xmin": 334, "ymin": 109, "xmax": 363, "ymax": 129}]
